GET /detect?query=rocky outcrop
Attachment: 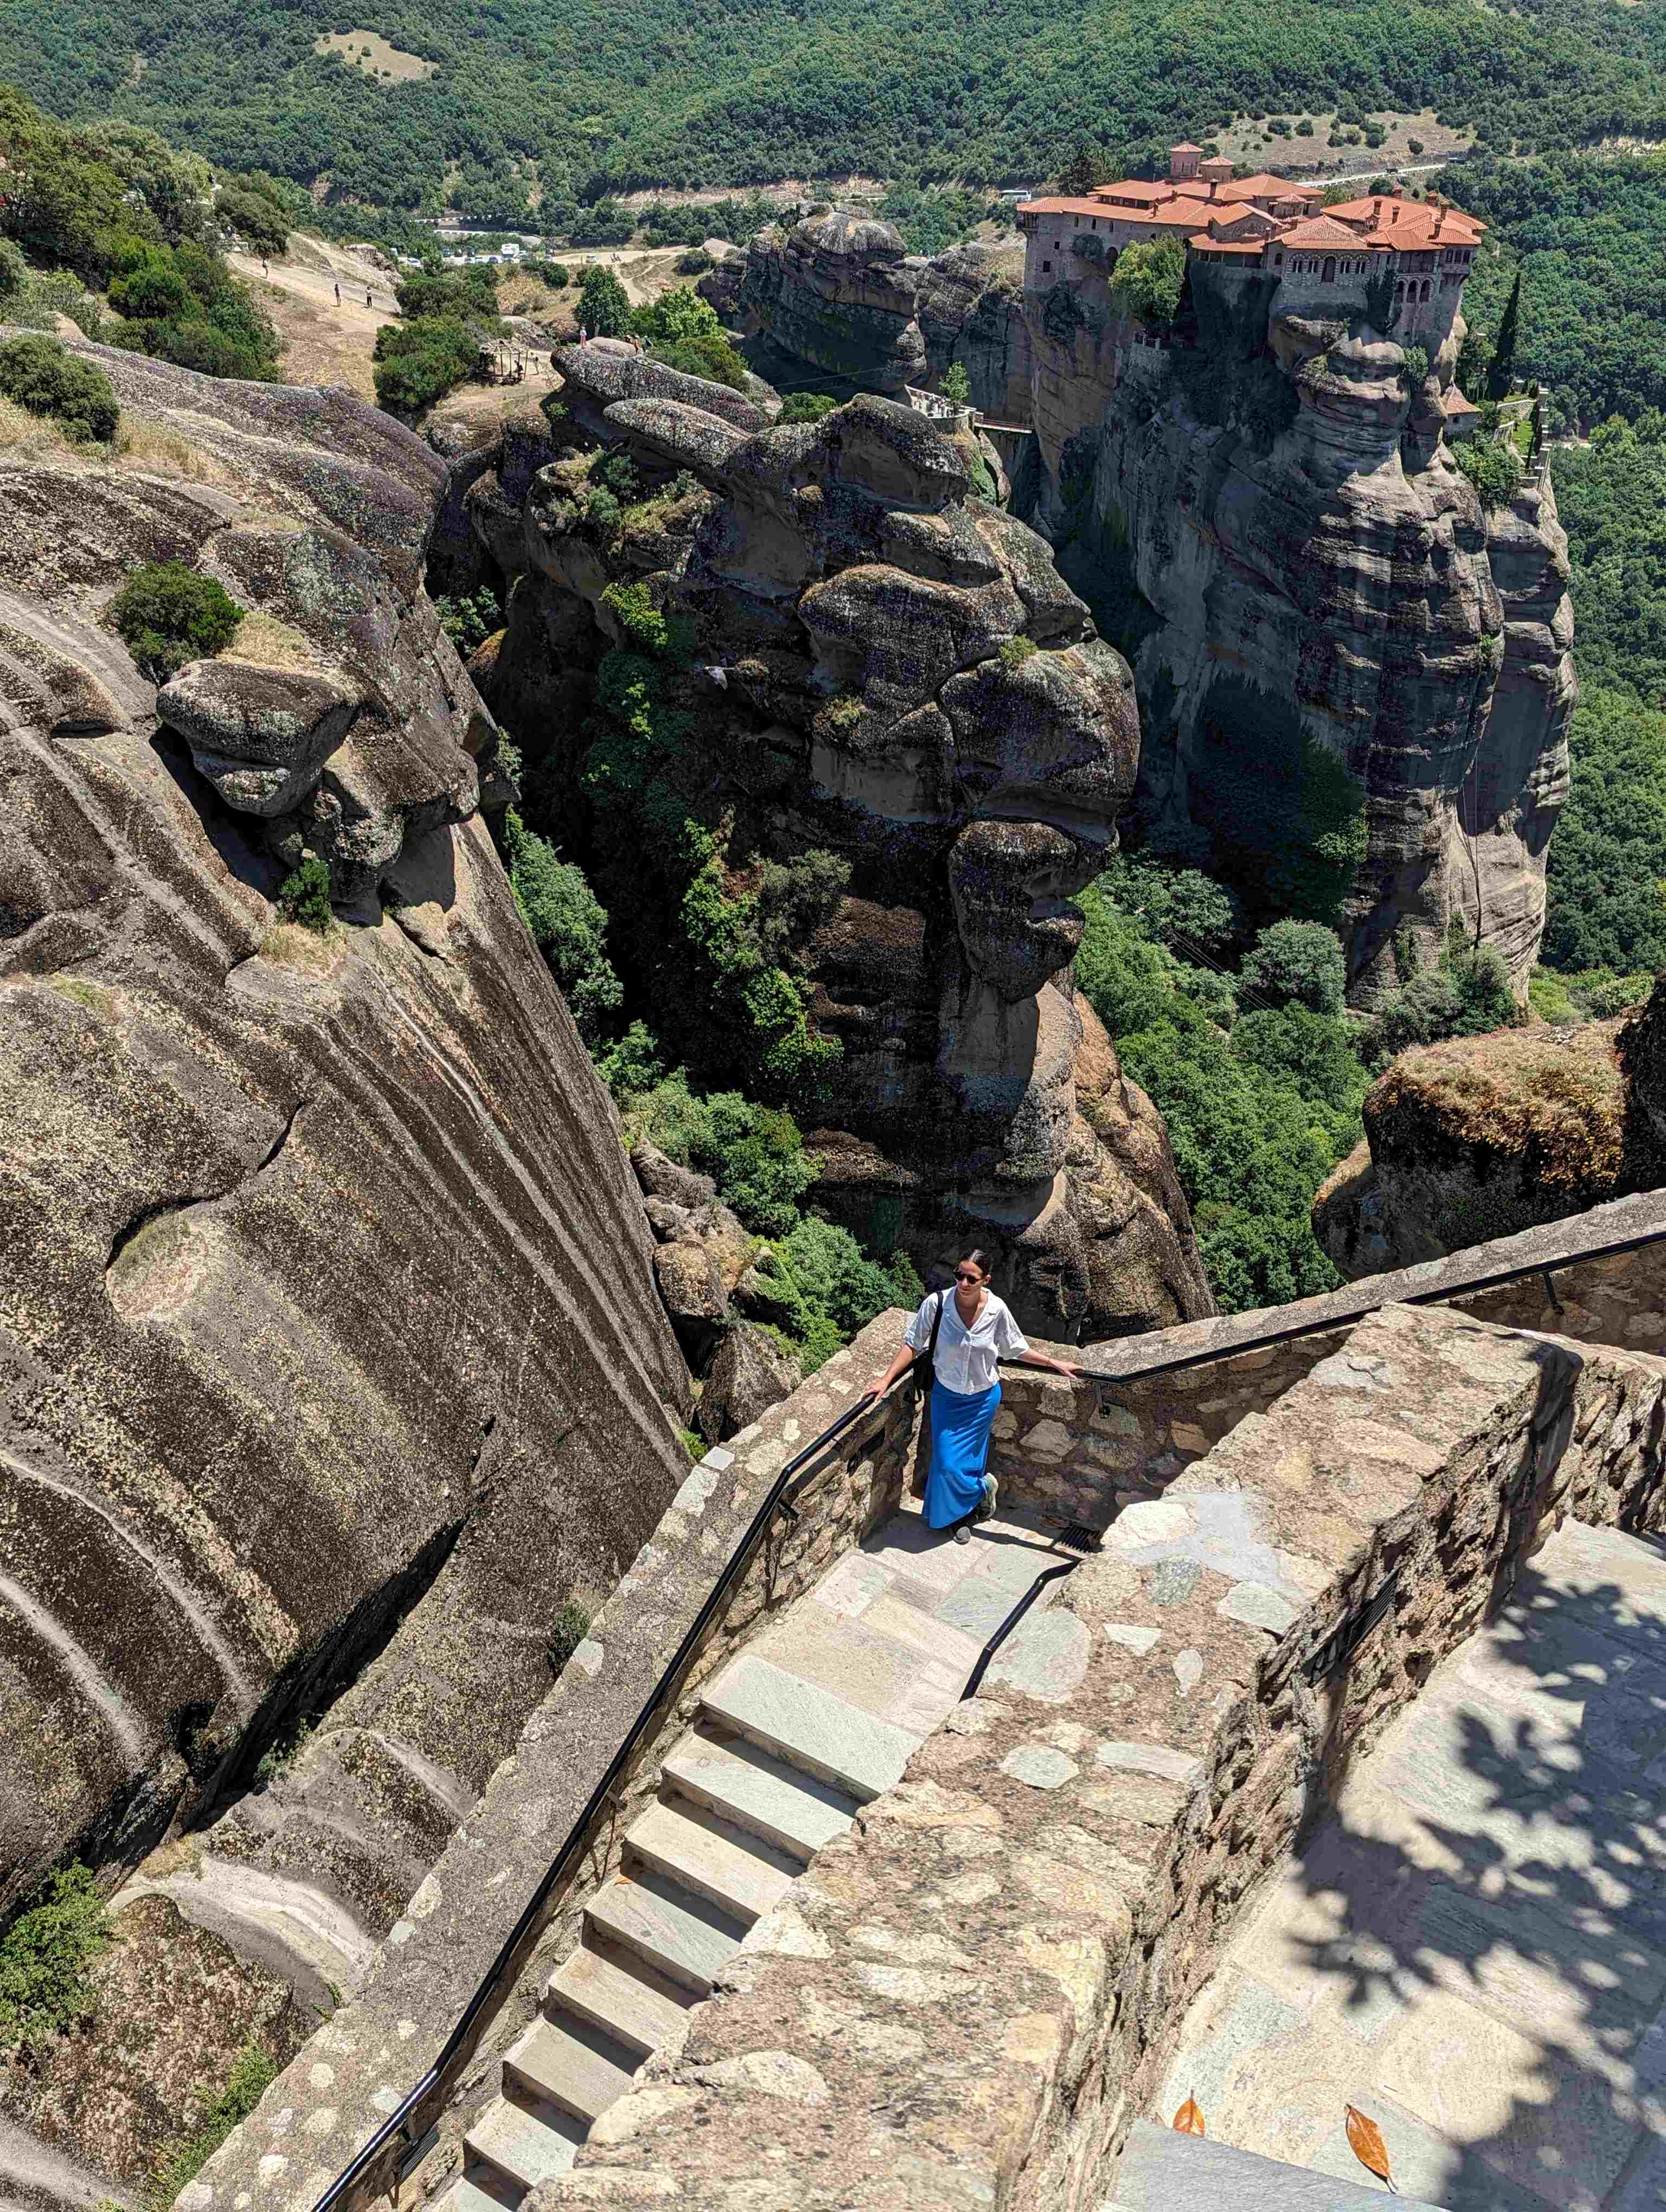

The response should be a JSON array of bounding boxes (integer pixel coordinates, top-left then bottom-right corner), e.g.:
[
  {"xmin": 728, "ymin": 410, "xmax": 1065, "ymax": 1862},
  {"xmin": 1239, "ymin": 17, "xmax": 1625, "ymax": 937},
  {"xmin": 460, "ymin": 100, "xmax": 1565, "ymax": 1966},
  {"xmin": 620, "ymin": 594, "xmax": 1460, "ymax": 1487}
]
[
  {"xmin": 628, "ymin": 1144, "xmax": 802, "ymax": 1441},
  {"xmin": 915, "ymin": 242, "xmax": 1032, "ymax": 422},
  {"xmin": 736, "ymin": 212, "xmax": 928, "ymax": 394},
  {"xmin": 4, "ymin": 1894, "xmax": 310, "ymax": 2194},
  {"xmin": 1026, "ymin": 275, "xmax": 1575, "ymax": 1004},
  {"xmin": 1312, "ymin": 982, "xmax": 1666, "ymax": 1276},
  {"xmin": 467, "ymin": 351, "xmax": 1213, "ymax": 1341},
  {"xmin": 729, "ymin": 218, "xmax": 1034, "ymax": 425},
  {"xmin": 0, "ymin": 337, "xmax": 690, "ymax": 2029}
]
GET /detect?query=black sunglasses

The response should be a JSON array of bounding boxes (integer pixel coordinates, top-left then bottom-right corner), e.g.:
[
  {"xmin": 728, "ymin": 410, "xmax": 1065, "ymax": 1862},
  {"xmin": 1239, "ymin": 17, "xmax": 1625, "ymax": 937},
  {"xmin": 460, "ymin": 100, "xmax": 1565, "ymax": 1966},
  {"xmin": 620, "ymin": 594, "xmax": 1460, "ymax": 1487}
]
[{"xmin": 954, "ymin": 1268, "xmax": 985, "ymax": 1283}]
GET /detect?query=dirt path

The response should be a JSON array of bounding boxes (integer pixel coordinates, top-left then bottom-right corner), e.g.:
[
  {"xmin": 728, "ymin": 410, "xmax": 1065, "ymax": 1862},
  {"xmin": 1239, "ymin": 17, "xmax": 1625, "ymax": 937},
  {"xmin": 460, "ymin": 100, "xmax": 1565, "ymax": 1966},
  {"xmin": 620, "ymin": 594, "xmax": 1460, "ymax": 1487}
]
[{"xmin": 228, "ymin": 245, "xmax": 398, "ymax": 399}]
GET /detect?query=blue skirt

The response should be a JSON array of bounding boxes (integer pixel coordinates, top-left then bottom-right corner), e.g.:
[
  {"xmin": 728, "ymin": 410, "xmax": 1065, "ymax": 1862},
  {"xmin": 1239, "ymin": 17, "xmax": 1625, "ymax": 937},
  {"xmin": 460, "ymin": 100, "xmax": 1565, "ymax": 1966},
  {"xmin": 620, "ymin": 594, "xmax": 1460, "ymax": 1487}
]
[{"xmin": 925, "ymin": 1379, "xmax": 1000, "ymax": 1529}]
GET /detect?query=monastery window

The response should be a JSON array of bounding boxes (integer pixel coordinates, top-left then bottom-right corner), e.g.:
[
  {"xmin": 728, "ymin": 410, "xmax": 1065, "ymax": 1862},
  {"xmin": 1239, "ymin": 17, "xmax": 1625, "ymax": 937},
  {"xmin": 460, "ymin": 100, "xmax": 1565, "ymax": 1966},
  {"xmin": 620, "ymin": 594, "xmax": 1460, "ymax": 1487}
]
[
  {"xmin": 1041, "ymin": 259, "xmax": 1052, "ymax": 273},
  {"xmin": 1421, "ymin": 279, "xmax": 1432, "ymax": 302},
  {"xmin": 1322, "ymin": 255, "xmax": 1335, "ymax": 283},
  {"xmin": 1274, "ymin": 251, "xmax": 1284, "ymax": 266}
]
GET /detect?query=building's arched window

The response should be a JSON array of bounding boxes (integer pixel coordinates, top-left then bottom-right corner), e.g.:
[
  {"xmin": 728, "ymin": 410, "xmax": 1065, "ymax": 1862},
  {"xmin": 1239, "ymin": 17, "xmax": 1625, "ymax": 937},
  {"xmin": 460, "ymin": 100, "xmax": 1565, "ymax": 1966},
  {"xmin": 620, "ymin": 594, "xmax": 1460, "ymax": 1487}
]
[
  {"xmin": 1322, "ymin": 255, "xmax": 1335, "ymax": 283},
  {"xmin": 1421, "ymin": 279, "xmax": 1432, "ymax": 302}
]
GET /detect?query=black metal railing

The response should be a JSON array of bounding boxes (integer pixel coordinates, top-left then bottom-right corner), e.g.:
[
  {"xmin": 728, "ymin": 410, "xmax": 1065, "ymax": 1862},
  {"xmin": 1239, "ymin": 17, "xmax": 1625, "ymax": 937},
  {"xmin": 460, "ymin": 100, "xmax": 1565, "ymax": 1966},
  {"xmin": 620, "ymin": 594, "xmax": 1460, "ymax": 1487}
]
[{"xmin": 310, "ymin": 1379, "xmax": 898, "ymax": 2212}]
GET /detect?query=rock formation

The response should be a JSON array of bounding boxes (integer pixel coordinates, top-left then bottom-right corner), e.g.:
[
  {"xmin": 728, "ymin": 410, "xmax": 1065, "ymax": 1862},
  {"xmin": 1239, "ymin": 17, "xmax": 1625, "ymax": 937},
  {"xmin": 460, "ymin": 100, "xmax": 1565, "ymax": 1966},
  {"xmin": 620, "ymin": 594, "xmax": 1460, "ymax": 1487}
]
[
  {"xmin": 735, "ymin": 211, "xmax": 927, "ymax": 394},
  {"xmin": 0, "ymin": 335, "xmax": 692, "ymax": 2183},
  {"xmin": 1024, "ymin": 272, "xmax": 1576, "ymax": 1005},
  {"xmin": 725, "ymin": 215, "xmax": 1032, "ymax": 423},
  {"xmin": 463, "ymin": 344, "xmax": 1214, "ymax": 1340},
  {"xmin": 1312, "ymin": 981, "xmax": 1666, "ymax": 1276},
  {"xmin": 914, "ymin": 241, "xmax": 1033, "ymax": 422}
]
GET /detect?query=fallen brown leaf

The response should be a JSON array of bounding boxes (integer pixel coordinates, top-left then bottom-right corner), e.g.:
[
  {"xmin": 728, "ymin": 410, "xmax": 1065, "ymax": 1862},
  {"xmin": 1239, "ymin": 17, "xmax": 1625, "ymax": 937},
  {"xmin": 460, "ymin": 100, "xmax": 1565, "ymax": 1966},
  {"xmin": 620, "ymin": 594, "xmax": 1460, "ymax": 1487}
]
[
  {"xmin": 1172, "ymin": 2094, "xmax": 1206, "ymax": 2137},
  {"xmin": 1344, "ymin": 2105, "xmax": 1395, "ymax": 2190}
]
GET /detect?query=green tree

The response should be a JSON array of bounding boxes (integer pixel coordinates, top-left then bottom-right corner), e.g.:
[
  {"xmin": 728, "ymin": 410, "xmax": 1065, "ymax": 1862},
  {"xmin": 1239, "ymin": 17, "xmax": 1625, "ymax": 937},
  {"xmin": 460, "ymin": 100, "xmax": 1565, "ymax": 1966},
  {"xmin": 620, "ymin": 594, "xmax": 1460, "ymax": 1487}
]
[
  {"xmin": 576, "ymin": 264, "xmax": 631, "ymax": 337},
  {"xmin": 277, "ymin": 855, "xmax": 333, "ymax": 931},
  {"xmin": 778, "ymin": 391, "xmax": 841, "ymax": 425},
  {"xmin": 1239, "ymin": 920, "xmax": 1348, "ymax": 1015},
  {"xmin": 941, "ymin": 361, "xmax": 971, "ymax": 406},
  {"xmin": 0, "ymin": 334, "xmax": 118, "ymax": 441},
  {"xmin": 0, "ymin": 1866, "xmax": 110, "ymax": 2053},
  {"xmin": 1543, "ymin": 691, "xmax": 1666, "ymax": 973},
  {"xmin": 630, "ymin": 285, "xmax": 746, "ymax": 389},
  {"xmin": 503, "ymin": 809, "xmax": 623, "ymax": 1037},
  {"xmin": 1485, "ymin": 269, "xmax": 1521, "ymax": 401},
  {"xmin": 108, "ymin": 560, "xmax": 242, "ymax": 676},
  {"xmin": 1107, "ymin": 236, "xmax": 1187, "ymax": 326}
]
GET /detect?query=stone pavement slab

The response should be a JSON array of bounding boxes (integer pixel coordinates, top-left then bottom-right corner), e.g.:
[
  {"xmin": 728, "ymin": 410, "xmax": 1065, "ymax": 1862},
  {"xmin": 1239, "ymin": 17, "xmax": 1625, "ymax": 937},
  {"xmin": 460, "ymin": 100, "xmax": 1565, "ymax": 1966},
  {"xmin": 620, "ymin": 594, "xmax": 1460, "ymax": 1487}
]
[{"xmin": 1152, "ymin": 1520, "xmax": 1666, "ymax": 2210}]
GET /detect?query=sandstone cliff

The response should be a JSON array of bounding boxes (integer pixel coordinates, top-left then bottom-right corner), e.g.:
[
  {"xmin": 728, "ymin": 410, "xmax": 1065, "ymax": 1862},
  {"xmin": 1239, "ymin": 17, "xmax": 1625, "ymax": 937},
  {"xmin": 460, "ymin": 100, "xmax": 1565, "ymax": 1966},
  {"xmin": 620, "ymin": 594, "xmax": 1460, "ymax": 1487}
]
[
  {"xmin": 1312, "ymin": 980, "xmax": 1666, "ymax": 1277},
  {"xmin": 731, "ymin": 214, "xmax": 1032, "ymax": 424},
  {"xmin": 735, "ymin": 211, "xmax": 927, "ymax": 394},
  {"xmin": 1024, "ymin": 274, "xmax": 1575, "ymax": 1006},
  {"xmin": 462, "ymin": 343, "xmax": 1213, "ymax": 1341},
  {"xmin": 914, "ymin": 242, "xmax": 1033, "ymax": 422},
  {"xmin": 0, "ymin": 340, "xmax": 691, "ymax": 2152}
]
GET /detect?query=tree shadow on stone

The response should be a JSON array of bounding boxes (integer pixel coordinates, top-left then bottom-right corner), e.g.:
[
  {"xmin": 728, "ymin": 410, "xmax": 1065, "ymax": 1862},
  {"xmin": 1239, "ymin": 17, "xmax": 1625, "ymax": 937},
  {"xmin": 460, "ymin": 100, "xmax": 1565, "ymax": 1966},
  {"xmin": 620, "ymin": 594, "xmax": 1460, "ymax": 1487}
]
[{"xmin": 1214, "ymin": 1528, "xmax": 1666, "ymax": 2209}]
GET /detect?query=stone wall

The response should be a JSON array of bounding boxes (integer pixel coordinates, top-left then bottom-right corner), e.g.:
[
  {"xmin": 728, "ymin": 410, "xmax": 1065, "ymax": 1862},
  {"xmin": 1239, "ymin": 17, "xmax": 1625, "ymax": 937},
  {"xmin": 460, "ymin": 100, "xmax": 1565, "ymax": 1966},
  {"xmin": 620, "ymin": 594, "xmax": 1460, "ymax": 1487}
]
[
  {"xmin": 533, "ymin": 1300, "xmax": 1666, "ymax": 2210},
  {"xmin": 183, "ymin": 1316, "xmax": 920, "ymax": 2212},
  {"xmin": 986, "ymin": 1187, "xmax": 1666, "ymax": 1530}
]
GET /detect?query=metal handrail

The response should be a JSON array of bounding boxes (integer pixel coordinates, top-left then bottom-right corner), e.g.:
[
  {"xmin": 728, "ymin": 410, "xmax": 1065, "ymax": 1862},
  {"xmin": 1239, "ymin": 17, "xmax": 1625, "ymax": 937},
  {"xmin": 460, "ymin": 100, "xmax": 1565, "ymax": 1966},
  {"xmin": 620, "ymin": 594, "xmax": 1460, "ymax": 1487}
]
[{"xmin": 310, "ymin": 1380, "xmax": 898, "ymax": 2212}]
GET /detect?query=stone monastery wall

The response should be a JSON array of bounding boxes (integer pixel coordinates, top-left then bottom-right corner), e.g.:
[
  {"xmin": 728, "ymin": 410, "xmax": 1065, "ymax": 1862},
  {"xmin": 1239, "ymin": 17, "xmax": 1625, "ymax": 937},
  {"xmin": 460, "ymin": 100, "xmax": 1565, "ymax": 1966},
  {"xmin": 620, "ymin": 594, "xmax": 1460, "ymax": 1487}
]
[{"xmin": 989, "ymin": 1186, "xmax": 1666, "ymax": 1530}]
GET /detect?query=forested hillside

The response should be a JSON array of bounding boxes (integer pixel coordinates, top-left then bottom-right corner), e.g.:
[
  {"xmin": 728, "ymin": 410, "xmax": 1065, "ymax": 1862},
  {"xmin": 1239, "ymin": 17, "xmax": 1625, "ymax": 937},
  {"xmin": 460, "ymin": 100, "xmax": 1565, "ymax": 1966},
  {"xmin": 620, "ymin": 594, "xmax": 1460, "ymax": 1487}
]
[
  {"xmin": 1457, "ymin": 151, "xmax": 1666, "ymax": 429},
  {"xmin": 4, "ymin": 0, "xmax": 1666, "ymax": 213}
]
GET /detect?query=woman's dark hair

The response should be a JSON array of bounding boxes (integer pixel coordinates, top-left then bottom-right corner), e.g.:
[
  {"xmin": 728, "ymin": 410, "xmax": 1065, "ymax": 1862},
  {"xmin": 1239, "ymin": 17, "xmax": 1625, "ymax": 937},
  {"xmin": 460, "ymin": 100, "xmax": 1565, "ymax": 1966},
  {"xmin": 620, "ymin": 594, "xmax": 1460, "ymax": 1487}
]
[{"xmin": 957, "ymin": 1248, "xmax": 995, "ymax": 1279}]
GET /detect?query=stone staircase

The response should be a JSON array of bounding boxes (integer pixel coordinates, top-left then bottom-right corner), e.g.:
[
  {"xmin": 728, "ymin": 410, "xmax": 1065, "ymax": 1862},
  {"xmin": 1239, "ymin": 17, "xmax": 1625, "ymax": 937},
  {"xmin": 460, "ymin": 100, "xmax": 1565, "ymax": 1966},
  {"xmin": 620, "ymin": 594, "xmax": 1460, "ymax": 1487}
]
[{"xmin": 440, "ymin": 1651, "xmax": 920, "ymax": 2210}]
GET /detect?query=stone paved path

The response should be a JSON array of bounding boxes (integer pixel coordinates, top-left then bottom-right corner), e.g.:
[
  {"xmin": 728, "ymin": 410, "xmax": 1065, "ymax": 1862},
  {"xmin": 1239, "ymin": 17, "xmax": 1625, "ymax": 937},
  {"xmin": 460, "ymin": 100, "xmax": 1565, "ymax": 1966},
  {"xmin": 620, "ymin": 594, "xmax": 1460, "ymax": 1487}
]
[
  {"xmin": 1155, "ymin": 1520, "xmax": 1666, "ymax": 2211},
  {"xmin": 444, "ymin": 1496, "xmax": 1073, "ymax": 2211}
]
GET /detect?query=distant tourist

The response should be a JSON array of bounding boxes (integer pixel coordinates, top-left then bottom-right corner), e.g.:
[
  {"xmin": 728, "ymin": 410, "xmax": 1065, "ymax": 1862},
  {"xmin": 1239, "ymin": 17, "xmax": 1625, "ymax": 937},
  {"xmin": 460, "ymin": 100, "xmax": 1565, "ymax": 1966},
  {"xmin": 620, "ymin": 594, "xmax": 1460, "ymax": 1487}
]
[
  {"xmin": 868, "ymin": 1251, "xmax": 1081, "ymax": 1543},
  {"xmin": 579, "ymin": 324, "xmax": 588, "ymax": 344},
  {"xmin": 367, "ymin": 290, "xmax": 373, "ymax": 308},
  {"xmin": 334, "ymin": 282, "xmax": 341, "ymax": 305}
]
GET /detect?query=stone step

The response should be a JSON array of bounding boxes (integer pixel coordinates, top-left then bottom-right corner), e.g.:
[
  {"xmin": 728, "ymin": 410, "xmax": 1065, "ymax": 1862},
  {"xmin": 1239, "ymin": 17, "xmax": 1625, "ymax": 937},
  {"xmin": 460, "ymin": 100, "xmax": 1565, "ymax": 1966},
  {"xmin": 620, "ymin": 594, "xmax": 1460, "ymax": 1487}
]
[
  {"xmin": 544, "ymin": 1941, "xmax": 694, "ymax": 2058},
  {"xmin": 463, "ymin": 2091, "xmax": 585, "ymax": 2195},
  {"xmin": 626, "ymin": 1797, "xmax": 798, "ymax": 1926},
  {"xmin": 699, "ymin": 1654, "xmax": 918, "ymax": 1803},
  {"xmin": 662, "ymin": 1725, "xmax": 859, "ymax": 1861},
  {"xmin": 1112, "ymin": 2120, "xmax": 1448, "ymax": 2210},
  {"xmin": 503, "ymin": 2014, "xmax": 638, "ymax": 2126},
  {"xmin": 432, "ymin": 2174, "xmax": 518, "ymax": 2212},
  {"xmin": 584, "ymin": 1868, "xmax": 746, "ymax": 1994}
]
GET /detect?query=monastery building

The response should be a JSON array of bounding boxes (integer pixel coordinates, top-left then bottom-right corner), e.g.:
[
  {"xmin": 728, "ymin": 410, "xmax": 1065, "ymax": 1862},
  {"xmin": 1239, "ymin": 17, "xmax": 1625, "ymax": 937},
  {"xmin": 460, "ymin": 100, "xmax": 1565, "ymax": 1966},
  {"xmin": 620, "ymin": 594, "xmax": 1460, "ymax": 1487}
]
[{"xmin": 1018, "ymin": 143, "xmax": 1485, "ymax": 349}]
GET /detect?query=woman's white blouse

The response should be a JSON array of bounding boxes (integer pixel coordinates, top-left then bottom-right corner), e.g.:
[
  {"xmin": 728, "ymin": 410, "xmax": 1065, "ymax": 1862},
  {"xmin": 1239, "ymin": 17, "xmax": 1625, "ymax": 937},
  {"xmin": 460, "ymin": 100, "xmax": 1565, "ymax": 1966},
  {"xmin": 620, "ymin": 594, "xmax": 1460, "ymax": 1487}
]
[{"xmin": 905, "ymin": 1289, "xmax": 1029, "ymax": 1396}]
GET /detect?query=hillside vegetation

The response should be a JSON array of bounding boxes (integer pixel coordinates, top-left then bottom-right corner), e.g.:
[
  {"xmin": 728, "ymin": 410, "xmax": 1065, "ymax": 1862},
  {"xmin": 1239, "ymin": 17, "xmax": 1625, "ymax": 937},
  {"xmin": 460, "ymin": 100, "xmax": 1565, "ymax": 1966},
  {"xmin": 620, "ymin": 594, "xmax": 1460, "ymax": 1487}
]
[{"xmin": 4, "ymin": 0, "xmax": 1666, "ymax": 215}]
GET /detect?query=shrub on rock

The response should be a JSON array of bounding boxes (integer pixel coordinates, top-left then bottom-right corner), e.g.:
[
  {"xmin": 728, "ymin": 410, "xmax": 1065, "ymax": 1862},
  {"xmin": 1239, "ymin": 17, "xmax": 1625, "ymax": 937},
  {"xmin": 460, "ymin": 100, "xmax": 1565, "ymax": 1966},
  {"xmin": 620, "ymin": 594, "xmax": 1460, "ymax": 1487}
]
[
  {"xmin": 0, "ymin": 333, "xmax": 119, "ymax": 442},
  {"xmin": 108, "ymin": 560, "xmax": 242, "ymax": 678},
  {"xmin": 277, "ymin": 854, "xmax": 334, "ymax": 932}
]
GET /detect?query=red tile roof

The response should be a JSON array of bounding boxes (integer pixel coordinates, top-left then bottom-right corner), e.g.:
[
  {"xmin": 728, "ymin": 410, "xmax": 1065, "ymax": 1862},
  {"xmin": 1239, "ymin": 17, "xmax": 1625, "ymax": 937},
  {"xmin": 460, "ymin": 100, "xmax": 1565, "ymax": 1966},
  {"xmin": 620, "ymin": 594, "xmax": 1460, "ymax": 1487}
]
[
  {"xmin": 1189, "ymin": 235, "xmax": 1266, "ymax": 255},
  {"xmin": 1324, "ymin": 195, "xmax": 1486, "ymax": 243},
  {"xmin": 1443, "ymin": 387, "xmax": 1479, "ymax": 413},
  {"xmin": 1018, "ymin": 196, "xmax": 1125, "ymax": 218},
  {"xmin": 1170, "ymin": 142, "xmax": 1203, "ymax": 153},
  {"xmin": 1217, "ymin": 173, "xmax": 1318, "ymax": 203},
  {"xmin": 1275, "ymin": 213, "xmax": 1379, "ymax": 249}
]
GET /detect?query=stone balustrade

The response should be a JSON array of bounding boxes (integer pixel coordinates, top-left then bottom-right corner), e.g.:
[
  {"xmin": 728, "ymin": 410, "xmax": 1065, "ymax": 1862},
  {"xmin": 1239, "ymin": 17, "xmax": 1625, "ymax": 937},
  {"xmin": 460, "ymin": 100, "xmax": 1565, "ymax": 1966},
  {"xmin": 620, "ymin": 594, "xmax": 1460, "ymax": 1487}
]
[{"xmin": 989, "ymin": 1186, "xmax": 1666, "ymax": 1532}]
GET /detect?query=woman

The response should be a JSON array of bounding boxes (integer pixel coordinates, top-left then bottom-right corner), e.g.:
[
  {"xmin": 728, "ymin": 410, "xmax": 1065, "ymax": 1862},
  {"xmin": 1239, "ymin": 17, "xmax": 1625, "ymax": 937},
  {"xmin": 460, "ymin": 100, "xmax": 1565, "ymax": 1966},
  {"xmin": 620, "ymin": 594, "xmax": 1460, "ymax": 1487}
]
[{"xmin": 868, "ymin": 1251, "xmax": 1082, "ymax": 1542}]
